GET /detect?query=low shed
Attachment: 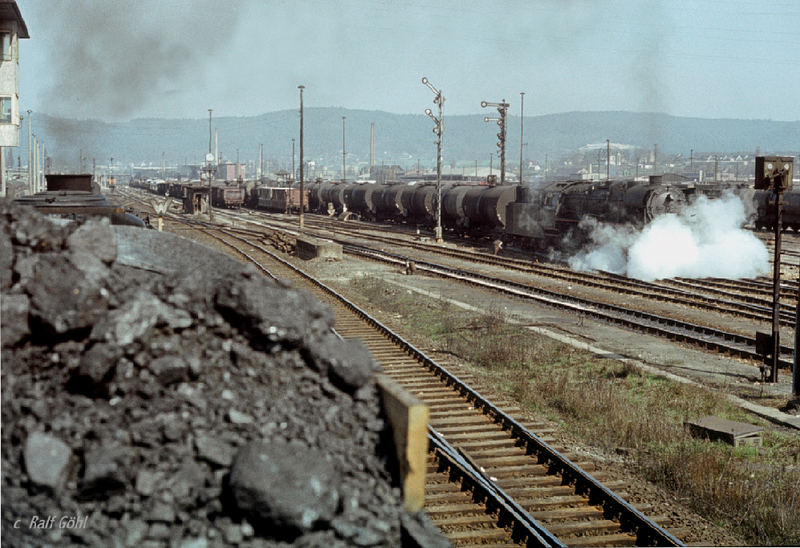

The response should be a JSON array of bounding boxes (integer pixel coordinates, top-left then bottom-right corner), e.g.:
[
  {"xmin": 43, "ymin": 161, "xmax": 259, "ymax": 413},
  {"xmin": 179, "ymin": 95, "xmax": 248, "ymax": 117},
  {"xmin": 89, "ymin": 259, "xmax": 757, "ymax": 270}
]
[{"xmin": 183, "ymin": 186, "xmax": 209, "ymax": 215}]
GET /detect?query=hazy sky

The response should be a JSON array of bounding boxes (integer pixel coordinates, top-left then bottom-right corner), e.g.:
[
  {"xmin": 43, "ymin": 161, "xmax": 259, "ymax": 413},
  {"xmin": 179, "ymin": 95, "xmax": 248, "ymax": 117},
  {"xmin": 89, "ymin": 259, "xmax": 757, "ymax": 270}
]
[{"xmin": 17, "ymin": 0, "xmax": 800, "ymax": 122}]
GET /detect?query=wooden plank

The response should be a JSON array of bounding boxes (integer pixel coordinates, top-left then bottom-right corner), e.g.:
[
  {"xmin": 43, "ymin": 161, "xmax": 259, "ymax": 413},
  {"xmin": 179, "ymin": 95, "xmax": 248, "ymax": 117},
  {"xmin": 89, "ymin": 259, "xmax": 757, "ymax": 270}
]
[
  {"xmin": 685, "ymin": 416, "xmax": 763, "ymax": 447},
  {"xmin": 375, "ymin": 373, "xmax": 430, "ymax": 512}
]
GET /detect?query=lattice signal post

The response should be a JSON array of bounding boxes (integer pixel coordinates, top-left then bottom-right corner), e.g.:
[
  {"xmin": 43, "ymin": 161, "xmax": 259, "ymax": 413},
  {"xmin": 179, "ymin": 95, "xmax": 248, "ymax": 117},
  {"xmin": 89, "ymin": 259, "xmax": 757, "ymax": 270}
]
[
  {"xmin": 755, "ymin": 156, "xmax": 794, "ymax": 384},
  {"xmin": 482, "ymin": 100, "xmax": 510, "ymax": 184},
  {"xmin": 422, "ymin": 77, "xmax": 444, "ymax": 243}
]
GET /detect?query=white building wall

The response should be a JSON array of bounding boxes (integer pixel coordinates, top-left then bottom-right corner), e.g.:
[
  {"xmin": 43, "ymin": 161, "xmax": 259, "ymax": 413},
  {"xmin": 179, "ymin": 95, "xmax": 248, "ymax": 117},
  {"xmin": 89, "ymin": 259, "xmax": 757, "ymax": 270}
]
[{"xmin": 0, "ymin": 17, "xmax": 20, "ymax": 147}]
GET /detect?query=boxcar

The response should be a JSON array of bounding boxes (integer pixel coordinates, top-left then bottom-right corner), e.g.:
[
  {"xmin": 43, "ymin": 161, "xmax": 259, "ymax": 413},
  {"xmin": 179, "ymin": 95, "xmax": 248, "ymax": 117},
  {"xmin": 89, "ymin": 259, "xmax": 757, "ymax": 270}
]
[
  {"xmin": 255, "ymin": 186, "xmax": 309, "ymax": 213},
  {"xmin": 211, "ymin": 184, "xmax": 245, "ymax": 208}
]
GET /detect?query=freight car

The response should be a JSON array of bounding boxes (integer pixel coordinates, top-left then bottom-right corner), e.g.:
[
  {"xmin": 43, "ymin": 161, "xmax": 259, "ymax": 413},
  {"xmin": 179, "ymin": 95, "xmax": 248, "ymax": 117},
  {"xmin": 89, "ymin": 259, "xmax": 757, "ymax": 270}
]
[
  {"xmin": 15, "ymin": 174, "xmax": 145, "ymax": 227},
  {"xmin": 210, "ymin": 184, "xmax": 245, "ymax": 209},
  {"xmin": 376, "ymin": 183, "xmax": 411, "ymax": 220},
  {"xmin": 253, "ymin": 186, "xmax": 309, "ymax": 213},
  {"xmin": 282, "ymin": 180, "xmax": 518, "ymax": 232},
  {"xmin": 317, "ymin": 182, "xmax": 349, "ymax": 215},
  {"xmin": 167, "ymin": 181, "xmax": 190, "ymax": 199},
  {"xmin": 347, "ymin": 183, "xmax": 382, "ymax": 220}
]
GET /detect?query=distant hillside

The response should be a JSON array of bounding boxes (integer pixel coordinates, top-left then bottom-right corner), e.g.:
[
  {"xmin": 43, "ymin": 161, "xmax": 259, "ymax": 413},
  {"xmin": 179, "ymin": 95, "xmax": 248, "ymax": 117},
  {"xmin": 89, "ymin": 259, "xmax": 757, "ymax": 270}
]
[{"xmin": 26, "ymin": 109, "xmax": 800, "ymax": 172}]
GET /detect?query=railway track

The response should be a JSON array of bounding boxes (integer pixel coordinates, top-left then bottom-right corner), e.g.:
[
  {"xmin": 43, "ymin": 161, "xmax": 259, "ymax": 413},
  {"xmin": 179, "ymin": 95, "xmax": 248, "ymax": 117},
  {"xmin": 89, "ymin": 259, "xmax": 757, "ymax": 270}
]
[
  {"xmin": 216, "ymin": 208, "xmax": 800, "ymax": 325},
  {"xmin": 111, "ymin": 191, "xmax": 795, "ymax": 374},
  {"xmin": 162, "ymin": 213, "xmax": 685, "ymax": 547},
  {"xmin": 119, "ymin": 187, "xmax": 798, "ymax": 310},
  {"xmin": 198, "ymin": 208, "xmax": 796, "ymax": 371},
  {"xmin": 319, "ymin": 221, "xmax": 800, "ymax": 325},
  {"xmin": 339, "ymin": 242, "xmax": 794, "ymax": 367}
]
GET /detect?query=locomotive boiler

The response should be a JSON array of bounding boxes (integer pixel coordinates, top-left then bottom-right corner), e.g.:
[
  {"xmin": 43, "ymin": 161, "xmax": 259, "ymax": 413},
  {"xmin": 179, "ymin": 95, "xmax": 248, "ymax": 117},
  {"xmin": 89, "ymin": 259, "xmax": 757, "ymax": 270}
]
[{"xmin": 505, "ymin": 179, "xmax": 687, "ymax": 249}]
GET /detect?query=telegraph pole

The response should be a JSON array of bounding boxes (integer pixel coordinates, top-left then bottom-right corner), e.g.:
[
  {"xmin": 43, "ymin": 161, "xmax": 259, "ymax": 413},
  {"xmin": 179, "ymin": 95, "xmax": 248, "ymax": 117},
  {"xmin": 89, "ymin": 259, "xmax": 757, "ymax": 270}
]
[
  {"xmin": 482, "ymin": 99, "xmax": 510, "ymax": 184},
  {"xmin": 34, "ymin": 136, "xmax": 39, "ymax": 192},
  {"xmin": 291, "ymin": 138, "xmax": 295, "ymax": 184},
  {"xmin": 26, "ymin": 109, "xmax": 31, "ymax": 194},
  {"xmin": 207, "ymin": 108, "xmax": 214, "ymax": 220},
  {"xmin": 519, "ymin": 91, "xmax": 524, "ymax": 184},
  {"xmin": 298, "ymin": 85, "xmax": 305, "ymax": 229},
  {"xmin": 607, "ymin": 139, "xmax": 611, "ymax": 180},
  {"xmin": 342, "ymin": 115, "xmax": 347, "ymax": 183},
  {"xmin": 422, "ymin": 76, "xmax": 444, "ymax": 243}
]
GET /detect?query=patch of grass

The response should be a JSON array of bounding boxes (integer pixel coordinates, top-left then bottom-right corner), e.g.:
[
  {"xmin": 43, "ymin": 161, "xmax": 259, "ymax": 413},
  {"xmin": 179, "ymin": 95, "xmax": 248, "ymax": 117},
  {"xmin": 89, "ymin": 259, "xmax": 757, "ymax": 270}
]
[{"xmin": 344, "ymin": 275, "xmax": 800, "ymax": 545}]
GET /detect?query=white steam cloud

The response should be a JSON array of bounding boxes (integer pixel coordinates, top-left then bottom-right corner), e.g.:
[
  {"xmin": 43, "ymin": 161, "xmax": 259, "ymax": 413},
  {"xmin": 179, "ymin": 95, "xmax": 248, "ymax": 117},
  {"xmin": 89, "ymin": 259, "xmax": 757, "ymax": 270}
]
[{"xmin": 568, "ymin": 192, "xmax": 769, "ymax": 281}]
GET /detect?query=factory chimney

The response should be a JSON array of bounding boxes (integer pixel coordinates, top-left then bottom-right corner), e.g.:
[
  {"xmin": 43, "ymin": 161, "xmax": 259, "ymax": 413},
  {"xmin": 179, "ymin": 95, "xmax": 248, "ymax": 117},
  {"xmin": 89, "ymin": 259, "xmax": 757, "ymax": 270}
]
[
  {"xmin": 369, "ymin": 123, "xmax": 375, "ymax": 169},
  {"xmin": 653, "ymin": 144, "xmax": 658, "ymax": 176},
  {"xmin": 258, "ymin": 144, "xmax": 263, "ymax": 181}
]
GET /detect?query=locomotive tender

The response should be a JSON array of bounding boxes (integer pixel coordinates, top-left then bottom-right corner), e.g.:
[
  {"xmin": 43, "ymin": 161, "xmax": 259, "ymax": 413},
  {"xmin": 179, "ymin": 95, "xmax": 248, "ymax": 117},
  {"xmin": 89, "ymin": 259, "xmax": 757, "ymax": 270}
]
[{"xmin": 15, "ymin": 174, "xmax": 145, "ymax": 227}]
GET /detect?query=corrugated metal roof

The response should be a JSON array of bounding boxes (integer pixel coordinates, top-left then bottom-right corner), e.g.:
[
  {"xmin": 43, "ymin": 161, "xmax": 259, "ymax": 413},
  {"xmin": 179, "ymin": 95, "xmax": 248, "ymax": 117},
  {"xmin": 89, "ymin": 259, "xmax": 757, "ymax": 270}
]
[{"xmin": 0, "ymin": 0, "xmax": 29, "ymax": 39}]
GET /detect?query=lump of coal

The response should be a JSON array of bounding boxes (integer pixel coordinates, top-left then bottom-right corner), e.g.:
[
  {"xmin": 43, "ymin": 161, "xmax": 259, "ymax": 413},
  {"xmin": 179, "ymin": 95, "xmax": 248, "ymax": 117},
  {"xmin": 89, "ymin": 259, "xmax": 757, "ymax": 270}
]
[
  {"xmin": 319, "ymin": 338, "xmax": 377, "ymax": 393},
  {"xmin": 214, "ymin": 275, "xmax": 334, "ymax": 349},
  {"xmin": 1, "ymin": 293, "xmax": 30, "ymax": 347},
  {"xmin": 26, "ymin": 253, "xmax": 110, "ymax": 340},
  {"xmin": 1, "ymin": 201, "xmax": 446, "ymax": 547},
  {"xmin": 79, "ymin": 444, "xmax": 132, "ymax": 499},
  {"xmin": 228, "ymin": 441, "xmax": 340, "ymax": 536},
  {"xmin": 68, "ymin": 342, "xmax": 123, "ymax": 397},
  {"xmin": 23, "ymin": 432, "xmax": 72, "ymax": 490}
]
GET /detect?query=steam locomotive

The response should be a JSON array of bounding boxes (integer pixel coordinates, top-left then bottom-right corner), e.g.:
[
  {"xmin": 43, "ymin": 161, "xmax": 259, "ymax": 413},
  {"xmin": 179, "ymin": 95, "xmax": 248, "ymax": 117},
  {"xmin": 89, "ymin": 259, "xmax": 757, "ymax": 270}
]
[{"xmin": 505, "ymin": 179, "xmax": 688, "ymax": 250}]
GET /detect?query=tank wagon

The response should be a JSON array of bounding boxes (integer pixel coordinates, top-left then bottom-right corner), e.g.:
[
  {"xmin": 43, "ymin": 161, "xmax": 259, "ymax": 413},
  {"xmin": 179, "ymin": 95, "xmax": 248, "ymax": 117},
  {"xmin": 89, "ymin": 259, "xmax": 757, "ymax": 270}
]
[
  {"xmin": 466, "ymin": 184, "xmax": 517, "ymax": 229},
  {"xmin": 406, "ymin": 184, "xmax": 439, "ymax": 223},
  {"xmin": 348, "ymin": 183, "xmax": 383, "ymax": 219},
  {"xmin": 377, "ymin": 183, "xmax": 411, "ymax": 220},
  {"xmin": 318, "ymin": 182, "xmax": 349, "ymax": 215},
  {"xmin": 442, "ymin": 185, "xmax": 471, "ymax": 227}
]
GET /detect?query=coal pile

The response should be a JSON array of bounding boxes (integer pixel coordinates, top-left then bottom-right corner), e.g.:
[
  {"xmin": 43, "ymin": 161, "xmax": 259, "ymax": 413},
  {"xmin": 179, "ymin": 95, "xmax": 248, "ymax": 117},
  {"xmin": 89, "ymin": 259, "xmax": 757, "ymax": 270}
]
[{"xmin": 1, "ymin": 201, "xmax": 448, "ymax": 547}]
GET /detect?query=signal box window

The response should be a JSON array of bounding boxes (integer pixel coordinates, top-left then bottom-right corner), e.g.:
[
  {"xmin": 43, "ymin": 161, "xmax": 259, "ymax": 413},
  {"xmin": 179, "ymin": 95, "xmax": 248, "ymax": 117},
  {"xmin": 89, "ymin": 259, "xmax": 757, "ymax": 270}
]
[
  {"xmin": 0, "ymin": 97, "xmax": 12, "ymax": 123},
  {"xmin": 0, "ymin": 33, "xmax": 10, "ymax": 60}
]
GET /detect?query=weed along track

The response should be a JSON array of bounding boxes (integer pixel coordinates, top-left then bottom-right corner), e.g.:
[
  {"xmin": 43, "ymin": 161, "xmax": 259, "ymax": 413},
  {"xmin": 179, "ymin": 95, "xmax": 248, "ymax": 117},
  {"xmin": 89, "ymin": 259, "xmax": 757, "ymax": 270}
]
[{"xmin": 167, "ymin": 217, "xmax": 684, "ymax": 547}]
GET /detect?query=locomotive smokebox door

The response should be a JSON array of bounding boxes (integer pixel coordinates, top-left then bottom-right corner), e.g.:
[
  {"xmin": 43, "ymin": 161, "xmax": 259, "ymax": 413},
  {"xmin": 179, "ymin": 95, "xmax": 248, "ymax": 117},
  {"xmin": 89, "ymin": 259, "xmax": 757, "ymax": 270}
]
[{"xmin": 755, "ymin": 156, "xmax": 793, "ymax": 191}]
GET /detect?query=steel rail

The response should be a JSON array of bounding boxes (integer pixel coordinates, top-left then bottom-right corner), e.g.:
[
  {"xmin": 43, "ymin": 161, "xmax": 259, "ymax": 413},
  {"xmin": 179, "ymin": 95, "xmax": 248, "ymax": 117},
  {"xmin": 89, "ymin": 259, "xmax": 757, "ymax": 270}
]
[
  {"xmin": 343, "ymin": 243, "xmax": 795, "ymax": 368},
  {"xmin": 220, "ymin": 212, "xmax": 800, "ymax": 325},
  {"xmin": 428, "ymin": 427, "xmax": 565, "ymax": 547},
  {"xmin": 213, "ymin": 230, "xmax": 683, "ymax": 547}
]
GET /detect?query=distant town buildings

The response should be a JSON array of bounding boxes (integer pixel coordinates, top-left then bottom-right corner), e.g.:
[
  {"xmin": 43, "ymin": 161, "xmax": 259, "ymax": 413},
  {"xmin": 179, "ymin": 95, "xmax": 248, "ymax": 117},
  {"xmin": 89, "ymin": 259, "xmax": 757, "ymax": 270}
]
[{"xmin": 217, "ymin": 162, "xmax": 245, "ymax": 181}]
